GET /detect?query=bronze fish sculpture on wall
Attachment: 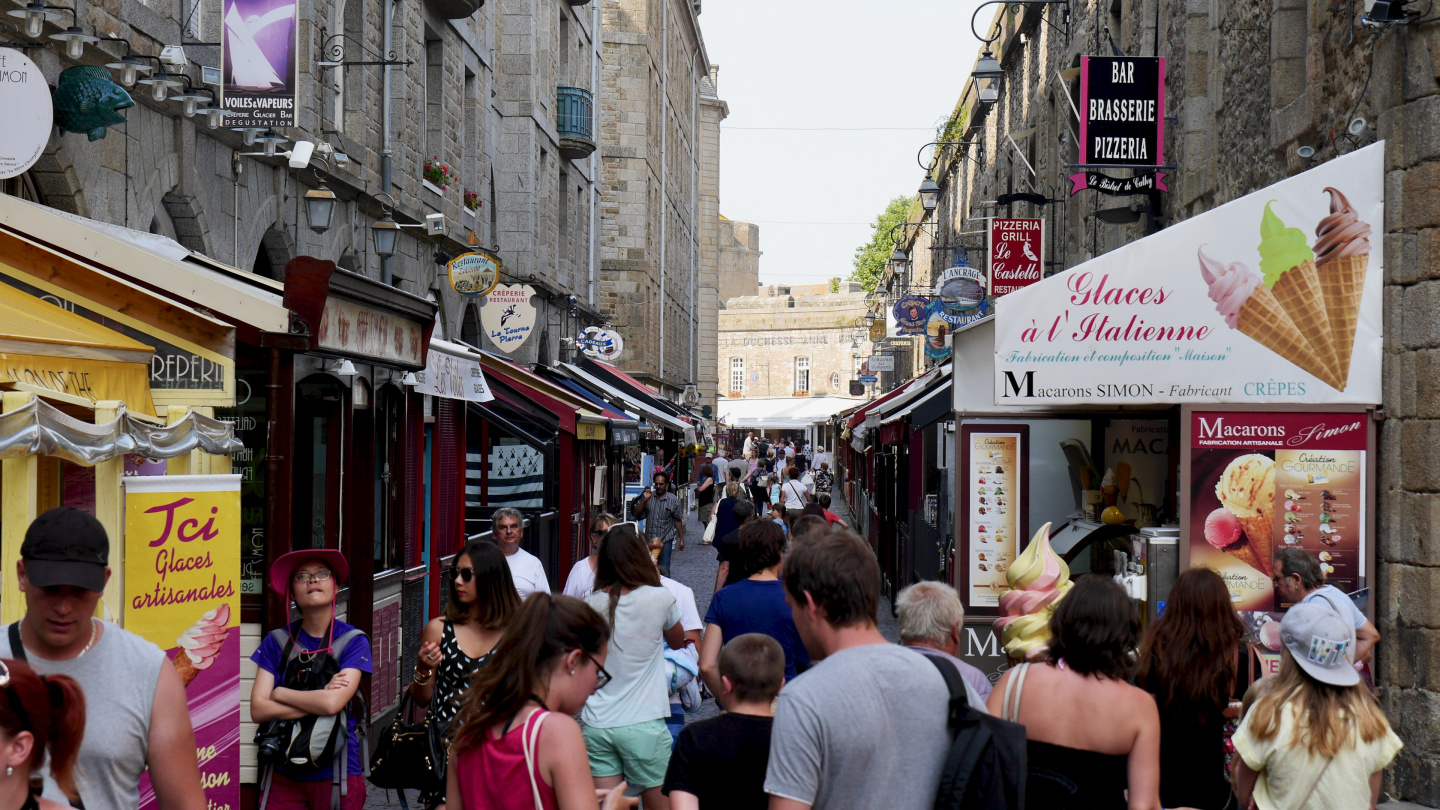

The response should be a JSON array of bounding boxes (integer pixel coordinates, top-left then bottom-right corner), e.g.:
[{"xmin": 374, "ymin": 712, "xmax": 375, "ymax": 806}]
[{"xmin": 53, "ymin": 65, "xmax": 133, "ymax": 141}]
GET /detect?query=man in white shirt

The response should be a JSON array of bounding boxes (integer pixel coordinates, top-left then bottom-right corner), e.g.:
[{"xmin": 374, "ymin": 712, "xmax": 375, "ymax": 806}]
[
  {"xmin": 743, "ymin": 432, "xmax": 756, "ymax": 456},
  {"xmin": 1272, "ymin": 547, "xmax": 1379, "ymax": 663},
  {"xmin": 493, "ymin": 507, "xmax": 550, "ymax": 599}
]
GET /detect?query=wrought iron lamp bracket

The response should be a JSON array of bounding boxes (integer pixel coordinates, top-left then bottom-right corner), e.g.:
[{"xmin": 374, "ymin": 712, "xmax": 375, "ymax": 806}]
[
  {"xmin": 317, "ymin": 27, "xmax": 412, "ymax": 67},
  {"xmin": 971, "ymin": 0, "xmax": 1070, "ymax": 46}
]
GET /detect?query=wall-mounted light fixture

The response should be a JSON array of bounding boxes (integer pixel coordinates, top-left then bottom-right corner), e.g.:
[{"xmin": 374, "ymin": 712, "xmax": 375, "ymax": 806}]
[{"xmin": 918, "ymin": 177, "xmax": 941, "ymax": 211}]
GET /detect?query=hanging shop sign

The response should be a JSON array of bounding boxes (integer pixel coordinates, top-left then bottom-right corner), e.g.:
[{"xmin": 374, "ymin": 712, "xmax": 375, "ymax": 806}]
[
  {"xmin": 447, "ymin": 250, "xmax": 501, "ymax": 297},
  {"xmin": 609, "ymin": 425, "xmax": 640, "ymax": 446},
  {"xmin": 480, "ymin": 285, "xmax": 537, "ymax": 353},
  {"xmin": 1069, "ymin": 170, "xmax": 1169, "ymax": 196},
  {"xmin": 124, "ymin": 474, "xmax": 241, "ymax": 810},
  {"xmin": 316, "ymin": 296, "xmax": 426, "ymax": 367},
  {"xmin": 1078, "ymin": 56, "xmax": 1165, "ymax": 167},
  {"xmin": 959, "ymin": 424, "xmax": 1029, "ymax": 610},
  {"xmin": 893, "ymin": 295, "xmax": 931, "ymax": 336},
  {"xmin": 927, "ymin": 298, "xmax": 991, "ymax": 361},
  {"xmin": 413, "ymin": 342, "xmax": 494, "ymax": 402},
  {"xmin": 577, "ymin": 421, "xmax": 606, "ymax": 441},
  {"xmin": 576, "ymin": 325, "xmax": 624, "ymax": 361},
  {"xmin": 53, "ymin": 66, "xmax": 132, "ymax": 141},
  {"xmin": 993, "ymin": 143, "xmax": 1383, "ymax": 407},
  {"xmin": 0, "ymin": 48, "xmax": 53, "ymax": 176},
  {"xmin": 1187, "ymin": 411, "xmax": 1368, "ymax": 615},
  {"xmin": 867, "ymin": 354, "xmax": 895, "ymax": 372},
  {"xmin": 849, "ymin": 380, "xmax": 865, "ymax": 396},
  {"xmin": 988, "ymin": 219, "xmax": 1045, "ymax": 297},
  {"xmin": 868, "ymin": 320, "xmax": 887, "ymax": 343},
  {"xmin": 859, "ymin": 374, "xmax": 879, "ymax": 385},
  {"xmin": 935, "ymin": 263, "xmax": 988, "ymax": 313},
  {"xmin": 221, "ymin": 0, "xmax": 298, "ymax": 127}
]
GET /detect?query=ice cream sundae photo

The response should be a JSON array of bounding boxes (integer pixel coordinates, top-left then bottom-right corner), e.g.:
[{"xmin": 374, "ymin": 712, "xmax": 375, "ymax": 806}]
[
  {"xmin": 1319, "ymin": 551, "xmax": 1333, "ymax": 562},
  {"xmin": 1284, "ymin": 512, "xmax": 1301, "ymax": 524},
  {"xmin": 1207, "ymin": 454, "xmax": 1275, "ymax": 577}
]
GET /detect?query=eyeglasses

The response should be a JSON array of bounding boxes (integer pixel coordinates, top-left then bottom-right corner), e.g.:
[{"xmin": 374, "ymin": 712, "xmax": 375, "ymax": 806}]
[
  {"xmin": 447, "ymin": 566, "xmax": 475, "ymax": 583},
  {"xmin": 590, "ymin": 529, "xmax": 606, "ymax": 537},
  {"xmin": 292, "ymin": 569, "xmax": 333, "ymax": 584},
  {"xmin": 585, "ymin": 653, "xmax": 612, "ymax": 690}
]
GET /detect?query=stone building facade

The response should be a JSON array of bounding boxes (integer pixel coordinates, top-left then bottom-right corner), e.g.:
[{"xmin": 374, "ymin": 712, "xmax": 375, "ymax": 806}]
[
  {"xmin": 904, "ymin": 1, "xmax": 1440, "ymax": 800},
  {"xmin": 719, "ymin": 282, "xmax": 872, "ymax": 400},
  {"xmin": 0, "ymin": 0, "xmax": 605, "ymax": 361},
  {"xmin": 599, "ymin": 0, "xmax": 724, "ymax": 405},
  {"xmin": 718, "ymin": 216, "xmax": 761, "ymax": 303}
]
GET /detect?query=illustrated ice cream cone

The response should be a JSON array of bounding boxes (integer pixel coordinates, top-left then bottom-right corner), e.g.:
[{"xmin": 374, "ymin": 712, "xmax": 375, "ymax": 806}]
[
  {"xmin": 1197, "ymin": 247, "xmax": 1331, "ymax": 386},
  {"xmin": 993, "ymin": 522, "xmax": 1073, "ymax": 661},
  {"xmin": 1258, "ymin": 202, "xmax": 1343, "ymax": 390},
  {"xmin": 173, "ymin": 603, "xmax": 231, "ymax": 687},
  {"xmin": 1214, "ymin": 455, "xmax": 1276, "ymax": 577},
  {"xmin": 1313, "ymin": 187, "xmax": 1371, "ymax": 390}
]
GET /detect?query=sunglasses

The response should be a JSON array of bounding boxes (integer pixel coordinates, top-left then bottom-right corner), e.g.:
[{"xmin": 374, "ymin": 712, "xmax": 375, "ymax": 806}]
[
  {"xmin": 586, "ymin": 653, "xmax": 612, "ymax": 690},
  {"xmin": 447, "ymin": 566, "xmax": 476, "ymax": 583}
]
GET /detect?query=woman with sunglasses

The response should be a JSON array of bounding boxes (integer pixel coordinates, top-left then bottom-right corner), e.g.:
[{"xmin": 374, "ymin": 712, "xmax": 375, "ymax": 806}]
[
  {"xmin": 581, "ymin": 525, "xmax": 685, "ymax": 810},
  {"xmin": 448, "ymin": 594, "xmax": 635, "ymax": 810},
  {"xmin": 563, "ymin": 514, "xmax": 621, "ymax": 598},
  {"xmin": 413, "ymin": 541, "xmax": 522, "ymax": 809},
  {"xmin": 0, "ymin": 659, "xmax": 85, "ymax": 810}
]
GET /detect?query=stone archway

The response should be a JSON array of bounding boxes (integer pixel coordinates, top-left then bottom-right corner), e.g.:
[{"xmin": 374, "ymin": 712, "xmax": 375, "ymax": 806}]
[
  {"xmin": 160, "ymin": 189, "xmax": 214, "ymax": 255},
  {"xmin": 24, "ymin": 143, "xmax": 87, "ymax": 216},
  {"xmin": 253, "ymin": 228, "xmax": 295, "ymax": 280}
]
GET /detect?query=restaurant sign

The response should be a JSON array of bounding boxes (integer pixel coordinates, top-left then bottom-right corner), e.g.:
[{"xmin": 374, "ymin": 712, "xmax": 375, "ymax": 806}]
[
  {"xmin": 0, "ymin": 48, "xmax": 52, "ymax": 179},
  {"xmin": 447, "ymin": 250, "xmax": 501, "ymax": 297},
  {"xmin": 1072, "ymin": 56, "xmax": 1166, "ymax": 195},
  {"xmin": 221, "ymin": 0, "xmax": 298, "ymax": 127},
  {"xmin": 480, "ymin": 285, "xmax": 537, "ymax": 353},
  {"xmin": 994, "ymin": 143, "xmax": 1383, "ymax": 406},
  {"xmin": 988, "ymin": 219, "xmax": 1044, "ymax": 297},
  {"xmin": 316, "ymin": 296, "xmax": 426, "ymax": 367}
]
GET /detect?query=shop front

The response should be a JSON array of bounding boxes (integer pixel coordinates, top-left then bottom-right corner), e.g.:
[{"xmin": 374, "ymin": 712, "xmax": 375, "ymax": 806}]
[{"xmin": 951, "ymin": 144, "xmax": 1384, "ymax": 682}]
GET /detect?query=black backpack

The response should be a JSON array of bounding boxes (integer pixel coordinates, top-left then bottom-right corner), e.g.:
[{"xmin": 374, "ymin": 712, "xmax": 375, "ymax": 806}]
[
  {"xmin": 256, "ymin": 625, "xmax": 368, "ymax": 810},
  {"xmin": 926, "ymin": 656, "xmax": 1027, "ymax": 810}
]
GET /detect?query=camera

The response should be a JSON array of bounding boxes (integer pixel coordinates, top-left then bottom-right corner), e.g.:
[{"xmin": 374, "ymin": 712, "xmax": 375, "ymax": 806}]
[{"xmin": 254, "ymin": 719, "xmax": 292, "ymax": 765}]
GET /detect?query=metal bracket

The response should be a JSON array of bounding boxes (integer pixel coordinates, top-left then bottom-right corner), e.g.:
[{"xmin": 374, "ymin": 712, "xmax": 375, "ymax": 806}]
[
  {"xmin": 972, "ymin": 0, "xmax": 1070, "ymax": 45},
  {"xmin": 317, "ymin": 27, "xmax": 412, "ymax": 67}
]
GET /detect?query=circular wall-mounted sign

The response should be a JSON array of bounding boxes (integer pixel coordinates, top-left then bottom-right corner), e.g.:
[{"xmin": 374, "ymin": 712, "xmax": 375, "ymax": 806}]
[
  {"xmin": 0, "ymin": 48, "xmax": 53, "ymax": 180},
  {"xmin": 448, "ymin": 250, "xmax": 501, "ymax": 297},
  {"xmin": 577, "ymin": 326, "xmax": 624, "ymax": 362},
  {"xmin": 934, "ymin": 264, "xmax": 987, "ymax": 313}
]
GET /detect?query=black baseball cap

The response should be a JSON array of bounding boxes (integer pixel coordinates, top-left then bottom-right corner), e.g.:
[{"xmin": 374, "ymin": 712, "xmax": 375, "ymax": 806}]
[{"xmin": 22, "ymin": 507, "xmax": 109, "ymax": 592}]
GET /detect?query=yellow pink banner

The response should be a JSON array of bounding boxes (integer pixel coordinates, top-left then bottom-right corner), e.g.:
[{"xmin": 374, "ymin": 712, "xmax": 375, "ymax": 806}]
[{"xmin": 124, "ymin": 475, "xmax": 240, "ymax": 810}]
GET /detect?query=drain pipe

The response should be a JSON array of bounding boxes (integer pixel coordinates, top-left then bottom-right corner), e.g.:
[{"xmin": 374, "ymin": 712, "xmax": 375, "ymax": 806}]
[
  {"xmin": 658, "ymin": 0, "xmax": 667, "ymax": 388},
  {"xmin": 380, "ymin": 0, "xmax": 395, "ymax": 285},
  {"xmin": 688, "ymin": 48, "xmax": 698, "ymax": 388},
  {"xmin": 588, "ymin": 0, "xmax": 599, "ymax": 308}
]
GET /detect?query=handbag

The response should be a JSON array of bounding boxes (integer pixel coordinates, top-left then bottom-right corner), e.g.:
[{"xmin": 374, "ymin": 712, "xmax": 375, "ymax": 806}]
[
  {"xmin": 369, "ymin": 688, "xmax": 445, "ymax": 796},
  {"xmin": 702, "ymin": 508, "xmax": 719, "ymax": 544},
  {"xmin": 522, "ymin": 711, "xmax": 551, "ymax": 810}
]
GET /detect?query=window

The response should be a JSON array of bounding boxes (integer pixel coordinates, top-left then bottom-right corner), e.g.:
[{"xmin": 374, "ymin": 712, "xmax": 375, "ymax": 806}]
[
  {"xmin": 831, "ymin": 372, "xmax": 840, "ymax": 390},
  {"xmin": 795, "ymin": 357, "xmax": 810, "ymax": 394},
  {"xmin": 730, "ymin": 357, "xmax": 744, "ymax": 393}
]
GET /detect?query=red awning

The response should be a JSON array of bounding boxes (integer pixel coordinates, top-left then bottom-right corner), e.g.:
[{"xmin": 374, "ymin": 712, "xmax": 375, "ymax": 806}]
[{"xmin": 845, "ymin": 383, "xmax": 914, "ymax": 429}]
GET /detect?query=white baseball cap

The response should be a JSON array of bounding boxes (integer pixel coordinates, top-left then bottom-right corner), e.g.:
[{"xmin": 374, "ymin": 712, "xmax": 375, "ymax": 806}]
[{"xmin": 1280, "ymin": 601, "xmax": 1360, "ymax": 687}]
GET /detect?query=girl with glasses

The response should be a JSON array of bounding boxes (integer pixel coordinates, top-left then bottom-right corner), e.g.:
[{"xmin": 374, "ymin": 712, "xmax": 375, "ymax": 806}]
[
  {"xmin": 0, "ymin": 659, "xmax": 85, "ymax": 810},
  {"xmin": 581, "ymin": 525, "xmax": 685, "ymax": 810},
  {"xmin": 413, "ymin": 541, "xmax": 522, "ymax": 809},
  {"xmin": 449, "ymin": 593, "xmax": 633, "ymax": 810},
  {"xmin": 562, "ymin": 514, "xmax": 620, "ymax": 599}
]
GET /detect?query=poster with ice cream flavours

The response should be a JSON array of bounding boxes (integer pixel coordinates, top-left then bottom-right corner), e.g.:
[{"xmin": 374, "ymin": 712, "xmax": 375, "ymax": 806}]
[
  {"xmin": 993, "ymin": 142, "xmax": 1383, "ymax": 406},
  {"xmin": 124, "ymin": 475, "xmax": 240, "ymax": 810},
  {"xmin": 962, "ymin": 428, "xmax": 1025, "ymax": 608},
  {"xmin": 1187, "ymin": 412, "xmax": 1366, "ymax": 612}
]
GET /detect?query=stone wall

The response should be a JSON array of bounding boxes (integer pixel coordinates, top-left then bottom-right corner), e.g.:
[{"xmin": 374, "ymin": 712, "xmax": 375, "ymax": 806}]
[
  {"xmin": 917, "ymin": 1, "xmax": 1440, "ymax": 800},
  {"xmin": 719, "ymin": 285, "xmax": 871, "ymax": 399},
  {"xmin": 1, "ymin": 0, "xmax": 602, "ymax": 359},
  {"xmin": 718, "ymin": 218, "xmax": 761, "ymax": 302}
]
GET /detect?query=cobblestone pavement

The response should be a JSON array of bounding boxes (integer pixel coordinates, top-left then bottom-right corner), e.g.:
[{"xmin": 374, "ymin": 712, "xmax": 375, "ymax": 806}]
[{"xmin": 363, "ymin": 489, "xmax": 894, "ymax": 810}]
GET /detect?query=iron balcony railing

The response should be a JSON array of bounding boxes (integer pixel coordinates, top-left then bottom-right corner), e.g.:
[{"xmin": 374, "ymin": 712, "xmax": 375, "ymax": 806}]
[{"xmin": 556, "ymin": 85, "xmax": 595, "ymax": 159}]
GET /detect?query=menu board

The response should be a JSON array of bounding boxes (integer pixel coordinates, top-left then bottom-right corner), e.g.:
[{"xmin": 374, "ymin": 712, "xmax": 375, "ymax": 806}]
[
  {"xmin": 1188, "ymin": 411, "xmax": 1367, "ymax": 611},
  {"xmin": 960, "ymin": 426, "xmax": 1028, "ymax": 609}
]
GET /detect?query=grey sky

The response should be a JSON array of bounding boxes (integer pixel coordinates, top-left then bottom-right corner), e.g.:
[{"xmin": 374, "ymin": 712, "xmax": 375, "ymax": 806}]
[{"xmin": 702, "ymin": 0, "xmax": 987, "ymax": 287}]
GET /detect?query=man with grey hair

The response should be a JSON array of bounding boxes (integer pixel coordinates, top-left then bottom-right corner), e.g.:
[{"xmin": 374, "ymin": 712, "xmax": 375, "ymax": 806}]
[
  {"xmin": 1272, "ymin": 547, "xmax": 1379, "ymax": 664},
  {"xmin": 895, "ymin": 581, "xmax": 993, "ymax": 709},
  {"xmin": 492, "ymin": 507, "xmax": 550, "ymax": 599}
]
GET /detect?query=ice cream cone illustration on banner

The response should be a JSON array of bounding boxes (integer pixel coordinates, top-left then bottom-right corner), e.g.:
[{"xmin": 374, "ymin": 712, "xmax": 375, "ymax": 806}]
[
  {"xmin": 1198, "ymin": 247, "xmax": 1330, "ymax": 386},
  {"xmin": 993, "ymin": 522, "xmax": 1073, "ymax": 661},
  {"xmin": 173, "ymin": 603, "xmax": 231, "ymax": 687},
  {"xmin": 1258, "ymin": 202, "xmax": 1344, "ymax": 389},
  {"xmin": 1313, "ymin": 187, "xmax": 1371, "ymax": 390},
  {"xmin": 1212, "ymin": 454, "xmax": 1276, "ymax": 577}
]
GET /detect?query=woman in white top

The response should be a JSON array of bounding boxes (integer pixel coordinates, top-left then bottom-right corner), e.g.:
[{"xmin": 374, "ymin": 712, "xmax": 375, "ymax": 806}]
[
  {"xmin": 780, "ymin": 465, "xmax": 809, "ymax": 527},
  {"xmin": 581, "ymin": 525, "xmax": 685, "ymax": 810},
  {"xmin": 562, "ymin": 512, "xmax": 620, "ymax": 598}
]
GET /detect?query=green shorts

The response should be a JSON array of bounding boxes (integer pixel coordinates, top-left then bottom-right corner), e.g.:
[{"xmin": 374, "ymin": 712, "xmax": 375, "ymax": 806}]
[{"xmin": 581, "ymin": 719, "xmax": 672, "ymax": 788}]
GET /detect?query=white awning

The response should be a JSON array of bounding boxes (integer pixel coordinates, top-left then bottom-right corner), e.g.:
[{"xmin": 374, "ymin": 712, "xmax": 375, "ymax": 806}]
[
  {"xmin": 412, "ymin": 338, "xmax": 494, "ymax": 402},
  {"xmin": 717, "ymin": 396, "xmax": 865, "ymax": 430}
]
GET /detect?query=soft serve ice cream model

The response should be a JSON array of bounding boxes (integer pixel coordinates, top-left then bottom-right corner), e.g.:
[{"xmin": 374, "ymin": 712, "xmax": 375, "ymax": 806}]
[
  {"xmin": 992, "ymin": 522, "xmax": 1073, "ymax": 660},
  {"xmin": 1197, "ymin": 189, "xmax": 1373, "ymax": 391}
]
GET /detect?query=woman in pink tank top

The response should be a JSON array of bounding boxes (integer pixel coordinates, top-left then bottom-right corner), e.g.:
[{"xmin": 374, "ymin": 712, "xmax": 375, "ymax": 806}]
[{"xmin": 447, "ymin": 593, "xmax": 637, "ymax": 810}]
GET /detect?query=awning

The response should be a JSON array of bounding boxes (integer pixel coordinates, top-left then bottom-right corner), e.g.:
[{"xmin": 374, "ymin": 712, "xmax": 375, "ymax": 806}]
[
  {"xmin": 881, "ymin": 381, "xmax": 953, "ymax": 429},
  {"xmin": 717, "ymin": 396, "xmax": 865, "ymax": 430},
  {"xmin": 543, "ymin": 374, "xmax": 640, "ymax": 428},
  {"xmin": 472, "ymin": 351, "xmax": 604, "ymax": 435},
  {"xmin": 0, "ymin": 283, "xmax": 157, "ymax": 415},
  {"xmin": 0, "ymin": 396, "xmax": 239, "ymax": 465},
  {"xmin": 578, "ymin": 358, "xmax": 694, "ymax": 421},
  {"xmin": 556, "ymin": 363, "xmax": 691, "ymax": 435},
  {"xmin": 876, "ymin": 364, "xmax": 951, "ymax": 424}
]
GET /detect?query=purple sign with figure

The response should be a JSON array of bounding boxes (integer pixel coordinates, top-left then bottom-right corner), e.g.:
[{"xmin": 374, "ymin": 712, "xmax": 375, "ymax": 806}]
[{"xmin": 221, "ymin": 0, "xmax": 297, "ymax": 127}]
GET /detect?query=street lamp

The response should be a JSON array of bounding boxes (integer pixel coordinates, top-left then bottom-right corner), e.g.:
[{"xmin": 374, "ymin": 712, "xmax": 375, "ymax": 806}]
[
  {"xmin": 253, "ymin": 129, "xmax": 289, "ymax": 157},
  {"xmin": 137, "ymin": 69, "xmax": 184, "ymax": 101},
  {"xmin": 919, "ymin": 177, "xmax": 941, "ymax": 211},
  {"xmin": 372, "ymin": 213, "xmax": 400, "ymax": 258},
  {"xmin": 971, "ymin": 51, "xmax": 1004, "ymax": 104},
  {"xmin": 170, "ymin": 84, "xmax": 211, "ymax": 118},
  {"xmin": 50, "ymin": 24, "xmax": 98, "ymax": 59},
  {"xmin": 7, "ymin": 1, "xmax": 62, "ymax": 38}
]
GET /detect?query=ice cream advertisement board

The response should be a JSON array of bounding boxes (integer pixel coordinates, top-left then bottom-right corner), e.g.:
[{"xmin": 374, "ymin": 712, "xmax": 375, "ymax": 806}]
[
  {"xmin": 124, "ymin": 475, "xmax": 241, "ymax": 810},
  {"xmin": 993, "ymin": 143, "xmax": 1383, "ymax": 406},
  {"xmin": 1187, "ymin": 412, "xmax": 1367, "ymax": 612},
  {"xmin": 960, "ymin": 426, "xmax": 1027, "ymax": 610}
]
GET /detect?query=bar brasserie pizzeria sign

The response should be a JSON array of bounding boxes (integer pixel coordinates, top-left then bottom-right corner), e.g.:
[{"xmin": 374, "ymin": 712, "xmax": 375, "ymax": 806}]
[{"xmin": 1071, "ymin": 56, "xmax": 1166, "ymax": 195}]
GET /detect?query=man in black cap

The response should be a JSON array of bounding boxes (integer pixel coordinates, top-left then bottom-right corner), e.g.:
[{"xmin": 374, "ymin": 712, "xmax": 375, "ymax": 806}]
[{"xmin": 0, "ymin": 507, "xmax": 205, "ymax": 810}]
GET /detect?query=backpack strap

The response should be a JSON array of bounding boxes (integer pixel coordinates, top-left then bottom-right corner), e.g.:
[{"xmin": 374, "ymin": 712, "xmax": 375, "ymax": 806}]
[
  {"xmin": 924, "ymin": 656, "xmax": 995, "ymax": 810},
  {"xmin": 924, "ymin": 654, "xmax": 972, "ymax": 731},
  {"xmin": 8, "ymin": 623, "xmax": 26, "ymax": 664}
]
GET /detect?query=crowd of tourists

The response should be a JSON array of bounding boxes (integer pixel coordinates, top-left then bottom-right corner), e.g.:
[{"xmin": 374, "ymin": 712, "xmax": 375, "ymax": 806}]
[{"xmin": 0, "ymin": 460, "xmax": 1402, "ymax": 810}]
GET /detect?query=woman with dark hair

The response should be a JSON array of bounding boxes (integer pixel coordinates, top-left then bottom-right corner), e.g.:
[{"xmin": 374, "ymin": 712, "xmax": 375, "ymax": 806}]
[
  {"xmin": 563, "ymin": 513, "xmax": 621, "ymax": 598},
  {"xmin": 413, "ymin": 542, "xmax": 522, "ymax": 808},
  {"xmin": 986, "ymin": 577, "xmax": 1162, "ymax": 810},
  {"xmin": 712, "ymin": 484, "xmax": 744, "ymax": 547},
  {"xmin": 0, "ymin": 659, "xmax": 86, "ymax": 810},
  {"xmin": 581, "ymin": 525, "xmax": 685, "ymax": 810},
  {"xmin": 1138, "ymin": 567, "xmax": 1251, "ymax": 810},
  {"xmin": 699, "ymin": 520, "xmax": 810, "ymax": 698},
  {"xmin": 447, "ymin": 594, "xmax": 634, "ymax": 810}
]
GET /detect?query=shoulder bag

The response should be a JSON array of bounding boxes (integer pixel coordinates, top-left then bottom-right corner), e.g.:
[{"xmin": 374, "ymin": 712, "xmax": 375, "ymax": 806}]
[
  {"xmin": 369, "ymin": 683, "xmax": 445, "ymax": 800},
  {"xmin": 521, "ymin": 711, "xmax": 551, "ymax": 810},
  {"xmin": 702, "ymin": 508, "xmax": 719, "ymax": 544}
]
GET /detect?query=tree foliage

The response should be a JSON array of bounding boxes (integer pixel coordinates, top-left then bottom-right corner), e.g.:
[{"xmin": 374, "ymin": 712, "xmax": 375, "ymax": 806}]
[
  {"xmin": 829, "ymin": 277, "xmax": 840, "ymax": 293},
  {"xmin": 850, "ymin": 196, "xmax": 912, "ymax": 293}
]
